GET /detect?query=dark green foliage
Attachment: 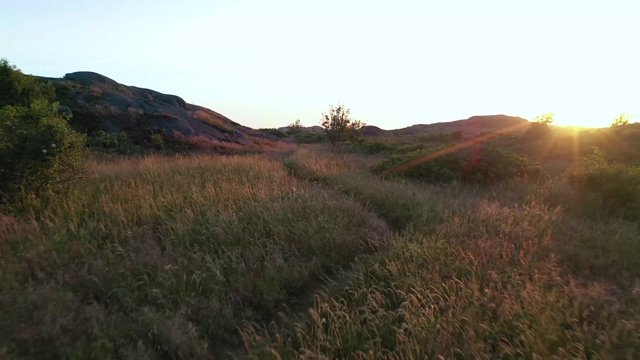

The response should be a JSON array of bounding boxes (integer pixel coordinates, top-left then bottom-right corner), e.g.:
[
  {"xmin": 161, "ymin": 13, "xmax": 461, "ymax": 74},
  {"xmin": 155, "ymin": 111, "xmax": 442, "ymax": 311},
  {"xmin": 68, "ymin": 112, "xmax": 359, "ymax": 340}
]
[
  {"xmin": 86, "ymin": 130, "xmax": 143, "ymax": 155},
  {"xmin": 321, "ymin": 105, "xmax": 365, "ymax": 146},
  {"xmin": 347, "ymin": 139, "xmax": 394, "ymax": 155},
  {"xmin": 0, "ymin": 101, "xmax": 86, "ymax": 205},
  {"xmin": 287, "ymin": 119, "xmax": 304, "ymax": 135},
  {"xmin": 0, "ymin": 58, "xmax": 55, "ymax": 107},
  {"xmin": 565, "ymin": 148, "xmax": 640, "ymax": 219},
  {"xmin": 150, "ymin": 132, "xmax": 164, "ymax": 150},
  {"xmin": 293, "ymin": 131, "xmax": 326, "ymax": 144},
  {"xmin": 259, "ymin": 128, "xmax": 289, "ymax": 138},
  {"xmin": 374, "ymin": 144, "xmax": 539, "ymax": 185},
  {"xmin": 414, "ymin": 130, "xmax": 464, "ymax": 143}
]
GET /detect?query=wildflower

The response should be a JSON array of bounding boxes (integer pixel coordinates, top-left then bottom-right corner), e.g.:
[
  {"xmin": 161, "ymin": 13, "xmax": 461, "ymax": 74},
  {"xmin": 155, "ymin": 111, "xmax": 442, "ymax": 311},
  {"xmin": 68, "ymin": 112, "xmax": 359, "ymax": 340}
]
[
  {"xmin": 51, "ymin": 143, "xmax": 56, "ymax": 148},
  {"xmin": 42, "ymin": 149, "xmax": 47, "ymax": 154}
]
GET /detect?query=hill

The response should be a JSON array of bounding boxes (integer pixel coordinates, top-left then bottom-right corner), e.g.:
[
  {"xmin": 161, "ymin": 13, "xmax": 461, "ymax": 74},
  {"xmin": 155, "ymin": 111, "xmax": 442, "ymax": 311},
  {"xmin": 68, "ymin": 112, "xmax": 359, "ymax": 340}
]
[
  {"xmin": 43, "ymin": 72, "xmax": 271, "ymax": 148},
  {"xmin": 390, "ymin": 115, "xmax": 530, "ymax": 136}
]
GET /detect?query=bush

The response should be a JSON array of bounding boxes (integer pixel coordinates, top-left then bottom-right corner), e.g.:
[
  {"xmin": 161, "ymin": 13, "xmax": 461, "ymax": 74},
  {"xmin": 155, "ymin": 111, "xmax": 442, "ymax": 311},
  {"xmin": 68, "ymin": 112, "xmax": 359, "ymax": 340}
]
[
  {"xmin": 293, "ymin": 131, "xmax": 326, "ymax": 144},
  {"xmin": 565, "ymin": 148, "xmax": 640, "ymax": 219},
  {"xmin": 86, "ymin": 130, "xmax": 142, "ymax": 155},
  {"xmin": 348, "ymin": 139, "xmax": 395, "ymax": 155},
  {"xmin": 150, "ymin": 132, "xmax": 164, "ymax": 150},
  {"xmin": 0, "ymin": 58, "xmax": 56, "ymax": 107},
  {"xmin": 287, "ymin": 119, "xmax": 304, "ymax": 136},
  {"xmin": 374, "ymin": 144, "xmax": 539, "ymax": 185},
  {"xmin": 0, "ymin": 101, "xmax": 86, "ymax": 205},
  {"xmin": 259, "ymin": 128, "xmax": 289, "ymax": 138},
  {"xmin": 321, "ymin": 105, "xmax": 364, "ymax": 146}
]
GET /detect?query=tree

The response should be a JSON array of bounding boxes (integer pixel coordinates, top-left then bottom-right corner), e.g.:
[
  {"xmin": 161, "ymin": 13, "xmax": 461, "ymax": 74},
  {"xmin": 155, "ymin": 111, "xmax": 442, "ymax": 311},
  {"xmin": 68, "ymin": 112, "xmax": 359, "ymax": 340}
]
[
  {"xmin": 1, "ymin": 101, "xmax": 86, "ymax": 205},
  {"xmin": 321, "ymin": 105, "xmax": 365, "ymax": 146},
  {"xmin": 526, "ymin": 112, "xmax": 554, "ymax": 138},
  {"xmin": 287, "ymin": 119, "xmax": 304, "ymax": 135},
  {"xmin": 0, "ymin": 58, "xmax": 55, "ymax": 107},
  {"xmin": 610, "ymin": 113, "xmax": 632, "ymax": 128},
  {"xmin": 0, "ymin": 59, "xmax": 85, "ymax": 205}
]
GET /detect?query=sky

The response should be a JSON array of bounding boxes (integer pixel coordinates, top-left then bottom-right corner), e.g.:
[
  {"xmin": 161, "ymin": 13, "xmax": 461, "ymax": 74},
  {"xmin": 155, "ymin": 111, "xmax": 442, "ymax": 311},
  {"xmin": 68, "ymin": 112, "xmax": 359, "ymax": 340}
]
[{"xmin": 1, "ymin": 0, "xmax": 639, "ymax": 129}]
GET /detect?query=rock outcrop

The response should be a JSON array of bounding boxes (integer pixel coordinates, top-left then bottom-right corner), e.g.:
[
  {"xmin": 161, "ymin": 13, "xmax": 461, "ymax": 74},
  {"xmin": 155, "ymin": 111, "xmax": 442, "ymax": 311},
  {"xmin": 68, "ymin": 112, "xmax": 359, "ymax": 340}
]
[{"xmin": 48, "ymin": 72, "xmax": 271, "ymax": 147}]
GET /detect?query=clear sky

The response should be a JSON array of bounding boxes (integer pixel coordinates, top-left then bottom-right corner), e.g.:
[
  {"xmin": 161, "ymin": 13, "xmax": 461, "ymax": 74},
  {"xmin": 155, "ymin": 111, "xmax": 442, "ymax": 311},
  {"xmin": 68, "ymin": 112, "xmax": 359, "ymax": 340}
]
[{"xmin": 1, "ymin": 0, "xmax": 639, "ymax": 129}]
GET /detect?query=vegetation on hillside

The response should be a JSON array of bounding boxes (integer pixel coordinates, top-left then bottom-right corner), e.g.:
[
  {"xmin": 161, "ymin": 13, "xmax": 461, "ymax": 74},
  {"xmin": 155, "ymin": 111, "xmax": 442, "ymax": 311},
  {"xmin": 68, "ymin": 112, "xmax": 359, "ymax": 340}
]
[
  {"xmin": 0, "ymin": 59, "xmax": 85, "ymax": 206},
  {"xmin": 2, "ymin": 59, "xmax": 640, "ymax": 358}
]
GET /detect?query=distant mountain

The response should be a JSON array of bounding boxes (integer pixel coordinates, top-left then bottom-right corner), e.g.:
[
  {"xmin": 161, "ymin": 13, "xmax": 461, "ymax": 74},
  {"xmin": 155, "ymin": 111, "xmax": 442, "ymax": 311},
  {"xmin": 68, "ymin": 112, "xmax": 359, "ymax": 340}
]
[
  {"xmin": 390, "ymin": 115, "xmax": 530, "ymax": 137},
  {"xmin": 43, "ymin": 72, "xmax": 272, "ymax": 147},
  {"xmin": 362, "ymin": 125, "xmax": 386, "ymax": 136}
]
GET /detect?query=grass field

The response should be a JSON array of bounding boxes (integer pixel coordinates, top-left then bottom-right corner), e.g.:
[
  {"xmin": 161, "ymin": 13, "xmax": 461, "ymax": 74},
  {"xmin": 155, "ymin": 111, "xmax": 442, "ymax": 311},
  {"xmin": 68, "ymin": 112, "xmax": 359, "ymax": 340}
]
[{"xmin": 2, "ymin": 145, "xmax": 640, "ymax": 359}]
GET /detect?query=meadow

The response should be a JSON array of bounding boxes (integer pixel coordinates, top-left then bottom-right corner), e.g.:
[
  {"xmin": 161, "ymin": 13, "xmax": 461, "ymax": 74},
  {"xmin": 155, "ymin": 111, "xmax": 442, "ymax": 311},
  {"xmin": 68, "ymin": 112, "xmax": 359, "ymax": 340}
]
[{"xmin": 2, "ymin": 138, "xmax": 640, "ymax": 359}]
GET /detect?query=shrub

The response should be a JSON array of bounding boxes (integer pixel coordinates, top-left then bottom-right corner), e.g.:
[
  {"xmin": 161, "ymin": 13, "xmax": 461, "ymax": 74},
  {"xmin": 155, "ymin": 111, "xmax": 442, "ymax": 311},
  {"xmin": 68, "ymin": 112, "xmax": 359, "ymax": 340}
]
[
  {"xmin": 0, "ymin": 58, "xmax": 56, "ymax": 107},
  {"xmin": 150, "ymin": 132, "xmax": 164, "ymax": 150},
  {"xmin": 0, "ymin": 101, "xmax": 85, "ymax": 205},
  {"xmin": 259, "ymin": 128, "xmax": 289, "ymax": 138},
  {"xmin": 525, "ymin": 112, "xmax": 554, "ymax": 139},
  {"xmin": 610, "ymin": 112, "xmax": 632, "ymax": 128},
  {"xmin": 348, "ymin": 139, "xmax": 395, "ymax": 155},
  {"xmin": 374, "ymin": 144, "xmax": 539, "ymax": 185},
  {"xmin": 321, "ymin": 105, "xmax": 365, "ymax": 146},
  {"xmin": 565, "ymin": 148, "xmax": 640, "ymax": 219},
  {"xmin": 287, "ymin": 119, "xmax": 304, "ymax": 135},
  {"xmin": 293, "ymin": 131, "xmax": 326, "ymax": 144},
  {"xmin": 86, "ymin": 130, "xmax": 142, "ymax": 155}
]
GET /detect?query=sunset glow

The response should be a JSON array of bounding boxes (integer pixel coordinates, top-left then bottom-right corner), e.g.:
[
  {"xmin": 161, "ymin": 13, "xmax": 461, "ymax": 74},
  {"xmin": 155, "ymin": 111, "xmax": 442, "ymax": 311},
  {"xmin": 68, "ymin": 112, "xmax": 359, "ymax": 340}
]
[{"xmin": 1, "ymin": 1, "xmax": 638, "ymax": 130}]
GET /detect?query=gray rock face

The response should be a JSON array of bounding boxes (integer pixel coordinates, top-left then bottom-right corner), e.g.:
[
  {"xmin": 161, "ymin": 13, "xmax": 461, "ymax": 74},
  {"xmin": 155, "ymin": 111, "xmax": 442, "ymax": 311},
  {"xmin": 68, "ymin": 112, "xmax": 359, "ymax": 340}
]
[{"xmin": 54, "ymin": 72, "xmax": 270, "ymax": 146}]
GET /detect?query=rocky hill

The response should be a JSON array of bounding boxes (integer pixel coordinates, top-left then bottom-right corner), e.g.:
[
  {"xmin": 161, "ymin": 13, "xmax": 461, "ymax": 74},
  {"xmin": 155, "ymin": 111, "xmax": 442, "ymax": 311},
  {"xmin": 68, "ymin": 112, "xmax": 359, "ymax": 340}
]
[
  {"xmin": 44, "ymin": 72, "xmax": 272, "ymax": 148},
  {"xmin": 390, "ymin": 115, "xmax": 530, "ymax": 137}
]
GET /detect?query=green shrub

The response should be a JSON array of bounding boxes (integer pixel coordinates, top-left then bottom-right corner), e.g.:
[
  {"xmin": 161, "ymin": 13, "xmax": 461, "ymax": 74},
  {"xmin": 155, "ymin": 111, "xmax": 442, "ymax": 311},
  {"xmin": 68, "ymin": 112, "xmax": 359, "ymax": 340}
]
[
  {"xmin": 259, "ymin": 128, "xmax": 289, "ymax": 138},
  {"xmin": 0, "ymin": 101, "xmax": 86, "ymax": 205},
  {"xmin": 0, "ymin": 58, "xmax": 56, "ymax": 107},
  {"xmin": 348, "ymin": 139, "xmax": 395, "ymax": 155},
  {"xmin": 86, "ymin": 130, "xmax": 142, "ymax": 155},
  {"xmin": 565, "ymin": 148, "xmax": 640, "ymax": 219},
  {"xmin": 150, "ymin": 132, "xmax": 164, "ymax": 150},
  {"xmin": 293, "ymin": 131, "xmax": 326, "ymax": 144},
  {"xmin": 374, "ymin": 144, "xmax": 539, "ymax": 185}
]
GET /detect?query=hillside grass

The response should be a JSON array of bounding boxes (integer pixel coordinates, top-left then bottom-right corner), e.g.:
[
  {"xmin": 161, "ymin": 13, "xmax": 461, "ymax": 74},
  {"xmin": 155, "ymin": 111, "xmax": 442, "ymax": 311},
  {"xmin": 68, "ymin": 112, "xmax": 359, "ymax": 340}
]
[
  {"xmin": 2, "ymin": 143, "xmax": 640, "ymax": 359},
  {"xmin": 240, "ymin": 146, "xmax": 640, "ymax": 359},
  {"xmin": 0, "ymin": 154, "xmax": 390, "ymax": 359}
]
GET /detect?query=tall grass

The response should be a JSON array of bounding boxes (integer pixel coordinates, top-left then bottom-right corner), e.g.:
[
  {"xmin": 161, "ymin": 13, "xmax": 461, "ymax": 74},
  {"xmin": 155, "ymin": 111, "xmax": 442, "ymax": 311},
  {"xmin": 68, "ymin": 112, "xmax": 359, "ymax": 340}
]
[
  {"xmin": 0, "ymin": 154, "xmax": 390, "ymax": 358},
  {"xmin": 239, "ymin": 146, "xmax": 640, "ymax": 359},
  {"xmin": 3, "ymin": 145, "xmax": 640, "ymax": 359}
]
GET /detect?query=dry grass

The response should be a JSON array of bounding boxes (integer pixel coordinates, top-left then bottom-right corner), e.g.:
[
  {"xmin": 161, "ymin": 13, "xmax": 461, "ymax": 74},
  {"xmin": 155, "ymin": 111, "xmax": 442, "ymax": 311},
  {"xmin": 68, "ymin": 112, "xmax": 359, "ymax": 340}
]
[
  {"xmin": 239, "ymin": 145, "xmax": 640, "ymax": 359},
  {"xmin": 171, "ymin": 131, "xmax": 296, "ymax": 154},
  {"xmin": 190, "ymin": 110, "xmax": 235, "ymax": 133},
  {"xmin": 3, "ymin": 145, "xmax": 640, "ymax": 359},
  {"xmin": 0, "ymin": 154, "xmax": 390, "ymax": 359}
]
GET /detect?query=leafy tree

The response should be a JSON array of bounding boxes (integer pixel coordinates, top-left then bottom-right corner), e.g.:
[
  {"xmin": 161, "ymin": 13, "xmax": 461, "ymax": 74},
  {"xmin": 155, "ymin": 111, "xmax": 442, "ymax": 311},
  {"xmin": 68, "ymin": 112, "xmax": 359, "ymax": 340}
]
[
  {"xmin": 321, "ymin": 105, "xmax": 365, "ymax": 146},
  {"xmin": 526, "ymin": 112, "xmax": 554, "ymax": 138},
  {"xmin": 0, "ymin": 58, "xmax": 55, "ymax": 107},
  {"xmin": 0, "ymin": 101, "xmax": 86, "ymax": 205},
  {"xmin": 0, "ymin": 59, "xmax": 85, "ymax": 206},
  {"xmin": 287, "ymin": 119, "xmax": 304, "ymax": 135},
  {"xmin": 610, "ymin": 112, "xmax": 632, "ymax": 127}
]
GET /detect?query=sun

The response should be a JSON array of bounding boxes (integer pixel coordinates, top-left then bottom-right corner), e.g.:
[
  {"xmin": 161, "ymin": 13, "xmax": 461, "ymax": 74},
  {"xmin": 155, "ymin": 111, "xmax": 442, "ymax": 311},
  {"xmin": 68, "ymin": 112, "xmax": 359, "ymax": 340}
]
[{"xmin": 552, "ymin": 117, "xmax": 608, "ymax": 129}]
